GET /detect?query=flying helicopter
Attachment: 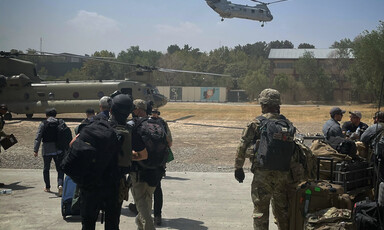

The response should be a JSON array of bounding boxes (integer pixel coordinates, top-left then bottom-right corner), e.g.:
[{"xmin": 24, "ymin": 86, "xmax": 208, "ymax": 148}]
[
  {"xmin": 205, "ymin": 0, "xmax": 287, "ymax": 26},
  {"xmin": 0, "ymin": 51, "xmax": 229, "ymax": 120}
]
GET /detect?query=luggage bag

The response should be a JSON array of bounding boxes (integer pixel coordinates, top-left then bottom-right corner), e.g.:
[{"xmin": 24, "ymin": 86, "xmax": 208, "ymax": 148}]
[
  {"xmin": 334, "ymin": 160, "xmax": 373, "ymax": 193},
  {"xmin": 0, "ymin": 134, "xmax": 17, "ymax": 150},
  {"xmin": 61, "ymin": 175, "xmax": 80, "ymax": 219},
  {"xmin": 353, "ymin": 200, "xmax": 384, "ymax": 230},
  {"xmin": 289, "ymin": 157, "xmax": 352, "ymax": 230}
]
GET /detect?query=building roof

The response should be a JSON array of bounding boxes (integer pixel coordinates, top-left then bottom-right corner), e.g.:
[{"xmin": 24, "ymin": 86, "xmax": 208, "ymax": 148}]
[{"xmin": 268, "ymin": 48, "xmax": 354, "ymax": 59}]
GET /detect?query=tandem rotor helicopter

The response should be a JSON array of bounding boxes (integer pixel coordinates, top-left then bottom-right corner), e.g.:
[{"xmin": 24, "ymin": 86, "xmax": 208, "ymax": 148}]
[
  {"xmin": 205, "ymin": 0, "xmax": 287, "ymax": 26},
  {"xmin": 0, "ymin": 51, "xmax": 229, "ymax": 120}
]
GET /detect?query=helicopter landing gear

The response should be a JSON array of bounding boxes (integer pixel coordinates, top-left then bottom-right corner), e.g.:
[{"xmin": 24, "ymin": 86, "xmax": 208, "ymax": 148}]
[
  {"xmin": 4, "ymin": 112, "xmax": 12, "ymax": 120},
  {"xmin": 26, "ymin": 114, "xmax": 33, "ymax": 119},
  {"xmin": 221, "ymin": 18, "xmax": 224, "ymax": 22},
  {"xmin": 261, "ymin": 22, "xmax": 265, "ymax": 27}
]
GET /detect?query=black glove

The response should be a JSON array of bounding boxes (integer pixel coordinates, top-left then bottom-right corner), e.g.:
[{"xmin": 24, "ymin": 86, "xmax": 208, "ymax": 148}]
[{"xmin": 235, "ymin": 168, "xmax": 245, "ymax": 183}]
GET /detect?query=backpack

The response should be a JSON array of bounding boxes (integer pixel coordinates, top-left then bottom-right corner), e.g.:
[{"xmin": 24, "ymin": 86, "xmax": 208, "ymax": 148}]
[
  {"xmin": 114, "ymin": 124, "xmax": 132, "ymax": 168},
  {"xmin": 42, "ymin": 120, "xmax": 59, "ymax": 143},
  {"xmin": 56, "ymin": 119, "xmax": 72, "ymax": 151},
  {"xmin": 327, "ymin": 136, "xmax": 357, "ymax": 156},
  {"xmin": 353, "ymin": 200, "xmax": 384, "ymax": 230},
  {"xmin": 61, "ymin": 119, "xmax": 118, "ymax": 188},
  {"xmin": 136, "ymin": 117, "xmax": 169, "ymax": 169},
  {"xmin": 254, "ymin": 115, "xmax": 296, "ymax": 171},
  {"xmin": 292, "ymin": 140, "xmax": 318, "ymax": 180}
]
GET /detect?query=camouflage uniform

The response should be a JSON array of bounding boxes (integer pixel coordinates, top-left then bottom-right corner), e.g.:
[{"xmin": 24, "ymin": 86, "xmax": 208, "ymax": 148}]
[{"xmin": 235, "ymin": 89, "xmax": 292, "ymax": 230}]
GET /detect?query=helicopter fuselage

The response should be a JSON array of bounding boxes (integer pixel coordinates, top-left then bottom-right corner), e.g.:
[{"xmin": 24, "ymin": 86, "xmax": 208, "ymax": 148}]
[
  {"xmin": 206, "ymin": 0, "xmax": 273, "ymax": 22},
  {"xmin": 0, "ymin": 77, "xmax": 167, "ymax": 118}
]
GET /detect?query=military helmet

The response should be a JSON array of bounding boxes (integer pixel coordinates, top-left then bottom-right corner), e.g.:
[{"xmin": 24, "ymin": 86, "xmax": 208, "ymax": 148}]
[
  {"xmin": 258, "ymin": 88, "xmax": 281, "ymax": 105},
  {"xmin": 111, "ymin": 94, "xmax": 133, "ymax": 116}
]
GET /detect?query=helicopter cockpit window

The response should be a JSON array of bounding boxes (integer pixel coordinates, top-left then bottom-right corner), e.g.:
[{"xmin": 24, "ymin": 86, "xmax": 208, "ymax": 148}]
[
  {"xmin": 121, "ymin": 88, "xmax": 132, "ymax": 96},
  {"xmin": 152, "ymin": 88, "xmax": 160, "ymax": 94}
]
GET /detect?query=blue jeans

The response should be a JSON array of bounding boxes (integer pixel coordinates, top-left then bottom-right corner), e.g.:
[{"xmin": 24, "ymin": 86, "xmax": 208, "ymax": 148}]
[{"xmin": 43, "ymin": 154, "xmax": 64, "ymax": 189}]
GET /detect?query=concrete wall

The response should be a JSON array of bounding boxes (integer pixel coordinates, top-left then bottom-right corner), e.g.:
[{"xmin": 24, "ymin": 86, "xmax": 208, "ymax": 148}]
[{"xmin": 157, "ymin": 86, "xmax": 227, "ymax": 102}]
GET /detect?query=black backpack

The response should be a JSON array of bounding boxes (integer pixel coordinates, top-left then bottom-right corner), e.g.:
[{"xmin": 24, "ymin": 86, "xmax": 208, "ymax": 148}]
[
  {"xmin": 42, "ymin": 120, "xmax": 59, "ymax": 143},
  {"xmin": 327, "ymin": 136, "xmax": 357, "ymax": 156},
  {"xmin": 61, "ymin": 119, "xmax": 118, "ymax": 188},
  {"xmin": 56, "ymin": 119, "xmax": 72, "ymax": 151},
  {"xmin": 353, "ymin": 200, "xmax": 384, "ymax": 230},
  {"xmin": 136, "ymin": 117, "xmax": 169, "ymax": 169},
  {"xmin": 254, "ymin": 115, "xmax": 296, "ymax": 171}
]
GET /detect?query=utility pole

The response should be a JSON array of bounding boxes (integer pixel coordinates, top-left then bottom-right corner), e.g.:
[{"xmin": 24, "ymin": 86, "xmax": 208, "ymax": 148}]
[{"xmin": 40, "ymin": 37, "xmax": 43, "ymax": 54}]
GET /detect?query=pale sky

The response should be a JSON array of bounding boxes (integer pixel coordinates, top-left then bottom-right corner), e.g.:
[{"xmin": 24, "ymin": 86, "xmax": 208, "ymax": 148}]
[{"xmin": 0, "ymin": 0, "xmax": 383, "ymax": 55}]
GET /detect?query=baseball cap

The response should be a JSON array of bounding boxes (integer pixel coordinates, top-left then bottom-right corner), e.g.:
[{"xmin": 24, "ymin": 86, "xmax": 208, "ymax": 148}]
[
  {"xmin": 330, "ymin": 107, "xmax": 346, "ymax": 116},
  {"xmin": 349, "ymin": 111, "xmax": 362, "ymax": 119}
]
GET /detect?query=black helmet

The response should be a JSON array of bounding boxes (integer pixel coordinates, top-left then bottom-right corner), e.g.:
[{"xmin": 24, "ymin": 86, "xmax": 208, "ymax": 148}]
[{"xmin": 111, "ymin": 94, "xmax": 133, "ymax": 116}]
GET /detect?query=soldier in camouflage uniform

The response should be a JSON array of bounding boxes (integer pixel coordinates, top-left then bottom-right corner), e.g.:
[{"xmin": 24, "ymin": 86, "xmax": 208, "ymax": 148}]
[{"xmin": 234, "ymin": 88, "xmax": 293, "ymax": 230}]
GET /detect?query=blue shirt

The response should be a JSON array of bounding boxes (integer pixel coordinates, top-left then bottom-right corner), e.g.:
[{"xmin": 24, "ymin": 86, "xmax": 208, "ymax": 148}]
[{"xmin": 322, "ymin": 118, "xmax": 343, "ymax": 140}]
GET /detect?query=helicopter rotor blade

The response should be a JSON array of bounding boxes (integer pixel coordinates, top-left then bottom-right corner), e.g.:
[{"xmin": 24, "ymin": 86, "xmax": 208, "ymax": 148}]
[
  {"xmin": 35, "ymin": 51, "xmax": 140, "ymax": 68},
  {"xmin": 157, "ymin": 68, "xmax": 230, "ymax": 77},
  {"xmin": 17, "ymin": 51, "xmax": 232, "ymax": 77},
  {"xmin": 266, "ymin": 0, "xmax": 287, "ymax": 5},
  {"xmin": 249, "ymin": 0, "xmax": 287, "ymax": 5},
  {"xmin": 249, "ymin": 0, "xmax": 266, "ymax": 5}
]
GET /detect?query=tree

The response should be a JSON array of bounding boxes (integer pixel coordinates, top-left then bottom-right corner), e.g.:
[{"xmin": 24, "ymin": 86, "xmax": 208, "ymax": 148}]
[
  {"xmin": 272, "ymin": 73, "xmax": 289, "ymax": 93},
  {"xmin": 82, "ymin": 50, "xmax": 115, "ymax": 80},
  {"xmin": 348, "ymin": 22, "xmax": 384, "ymax": 102},
  {"xmin": 295, "ymin": 51, "xmax": 334, "ymax": 101},
  {"xmin": 167, "ymin": 44, "xmax": 181, "ymax": 54},
  {"xmin": 234, "ymin": 42, "xmax": 268, "ymax": 59},
  {"xmin": 298, "ymin": 43, "xmax": 315, "ymax": 49},
  {"xmin": 239, "ymin": 57, "xmax": 270, "ymax": 100},
  {"xmin": 331, "ymin": 38, "xmax": 353, "ymax": 49},
  {"xmin": 327, "ymin": 48, "xmax": 353, "ymax": 102}
]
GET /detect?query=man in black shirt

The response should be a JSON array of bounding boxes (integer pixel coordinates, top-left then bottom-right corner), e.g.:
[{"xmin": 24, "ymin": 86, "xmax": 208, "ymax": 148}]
[{"xmin": 342, "ymin": 111, "xmax": 368, "ymax": 140}]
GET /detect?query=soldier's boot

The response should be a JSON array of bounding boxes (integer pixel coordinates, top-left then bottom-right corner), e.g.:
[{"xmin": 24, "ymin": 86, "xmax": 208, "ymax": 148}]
[{"xmin": 253, "ymin": 216, "xmax": 269, "ymax": 230}]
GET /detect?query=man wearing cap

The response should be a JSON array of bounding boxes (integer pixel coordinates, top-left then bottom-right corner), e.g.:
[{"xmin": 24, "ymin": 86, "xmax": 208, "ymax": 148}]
[
  {"xmin": 342, "ymin": 111, "xmax": 368, "ymax": 140},
  {"xmin": 234, "ymin": 88, "xmax": 295, "ymax": 230},
  {"xmin": 33, "ymin": 108, "xmax": 65, "ymax": 196},
  {"xmin": 322, "ymin": 107, "xmax": 346, "ymax": 141}
]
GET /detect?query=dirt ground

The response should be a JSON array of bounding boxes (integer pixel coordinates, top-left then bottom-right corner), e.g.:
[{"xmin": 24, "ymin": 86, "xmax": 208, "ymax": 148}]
[{"xmin": 0, "ymin": 102, "xmax": 379, "ymax": 172}]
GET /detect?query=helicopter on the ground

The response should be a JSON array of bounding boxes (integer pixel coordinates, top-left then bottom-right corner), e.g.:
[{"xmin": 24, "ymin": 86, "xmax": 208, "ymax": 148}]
[
  {"xmin": 0, "ymin": 52, "xmax": 228, "ymax": 120},
  {"xmin": 205, "ymin": 0, "xmax": 287, "ymax": 26}
]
